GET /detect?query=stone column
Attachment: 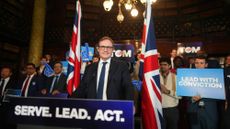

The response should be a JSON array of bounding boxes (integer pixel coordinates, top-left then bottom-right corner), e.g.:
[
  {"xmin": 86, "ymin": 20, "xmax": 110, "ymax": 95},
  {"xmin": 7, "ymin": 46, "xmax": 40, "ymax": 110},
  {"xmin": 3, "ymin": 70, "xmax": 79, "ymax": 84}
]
[{"xmin": 28, "ymin": 0, "xmax": 46, "ymax": 66}]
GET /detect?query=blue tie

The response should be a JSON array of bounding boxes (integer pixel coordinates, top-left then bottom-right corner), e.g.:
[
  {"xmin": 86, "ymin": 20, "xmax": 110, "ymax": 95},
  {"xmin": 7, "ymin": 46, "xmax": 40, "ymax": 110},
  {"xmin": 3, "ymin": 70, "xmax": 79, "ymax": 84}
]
[{"xmin": 97, "ymin": 62, "xmax": 107, "ymax": 99}]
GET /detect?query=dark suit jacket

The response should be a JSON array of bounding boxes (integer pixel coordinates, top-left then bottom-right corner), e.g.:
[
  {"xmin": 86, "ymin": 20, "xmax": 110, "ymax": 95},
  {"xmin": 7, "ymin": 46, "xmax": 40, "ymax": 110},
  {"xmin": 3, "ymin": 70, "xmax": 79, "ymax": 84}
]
[
  {"xmin": 75, "ymin": 58, "xmax": 134, "ymax": 100},
  {"xmin": 18, "ymin": 74, "xmax": 44, "ymax": 97},
  {"xmin": 0, "ymin": 77, "xmax": 17, "ymax": 93},
  {"xmin": 225, "ymin": 68, "xmax": 230, "ymax": 103},
  {"xmin": 36, "ymin": 65, "xmax": 48, "ymax": 81},
  {"xmin": 0, "ymin": 77, "xmax": 17, "ymax": 128},
  {"xmin": 0, "ymin": 77, "xmax": 17, "ymax": 103},
  {"xmin": 45, "ymin": 73, "xmax": 67, "ymax": 93}
]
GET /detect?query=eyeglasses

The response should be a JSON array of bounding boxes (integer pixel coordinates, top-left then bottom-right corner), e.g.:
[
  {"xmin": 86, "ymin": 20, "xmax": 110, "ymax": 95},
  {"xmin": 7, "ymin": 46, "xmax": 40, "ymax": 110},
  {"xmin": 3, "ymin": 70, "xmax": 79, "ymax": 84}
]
[{"xmin": 98, "ymin": 46, "xmax": 114, "ymax": 50}]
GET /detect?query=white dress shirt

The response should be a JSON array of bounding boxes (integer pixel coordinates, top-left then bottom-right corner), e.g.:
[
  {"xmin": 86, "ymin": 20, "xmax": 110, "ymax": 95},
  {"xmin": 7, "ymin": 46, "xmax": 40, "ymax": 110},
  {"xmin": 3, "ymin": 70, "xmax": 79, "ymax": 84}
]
[
  {"xmin": 0, "ymin": 77, "xmax": 10, "ymax": 96},
  {"xmin": 21, "ymin": 74, "xmax": 35, "ymax": 97}
]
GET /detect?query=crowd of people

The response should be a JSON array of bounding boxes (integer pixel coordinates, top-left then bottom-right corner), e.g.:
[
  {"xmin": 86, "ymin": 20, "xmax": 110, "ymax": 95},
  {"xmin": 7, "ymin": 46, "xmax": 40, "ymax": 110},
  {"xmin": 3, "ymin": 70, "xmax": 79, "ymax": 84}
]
[
  {"xmin": 0, "ymin": 36, "xmax": 230, "ymax": 129},
  {"xmin": 131, "ymin": 49, "xmax": 230, "ymax": 129}
]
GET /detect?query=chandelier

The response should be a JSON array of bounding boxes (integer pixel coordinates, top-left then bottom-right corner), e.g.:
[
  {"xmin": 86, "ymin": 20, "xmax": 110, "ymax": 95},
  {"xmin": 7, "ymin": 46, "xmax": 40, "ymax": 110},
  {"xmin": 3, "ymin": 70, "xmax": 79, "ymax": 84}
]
[{"xmin": 103, "ymin": 0, "xmax": 157, "ymax": 23}]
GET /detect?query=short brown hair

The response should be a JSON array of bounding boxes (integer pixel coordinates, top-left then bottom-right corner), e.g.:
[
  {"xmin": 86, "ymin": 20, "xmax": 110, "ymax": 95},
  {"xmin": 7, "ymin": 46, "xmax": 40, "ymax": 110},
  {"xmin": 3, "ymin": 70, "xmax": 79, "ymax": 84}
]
[
  {"xmin": 195, "ymin": 55, "xmax": 207, "ymax": 63},
  {"xmin": 1, "ymin": 66, "xmax": 12, "ymax": 73},
  {"xmin": 98, "ymin": 36, "xmax": 114, "ymax": 46},
  {"xmin": 159, "ymin": 57, "xmax": 171, "ymax": 65}
]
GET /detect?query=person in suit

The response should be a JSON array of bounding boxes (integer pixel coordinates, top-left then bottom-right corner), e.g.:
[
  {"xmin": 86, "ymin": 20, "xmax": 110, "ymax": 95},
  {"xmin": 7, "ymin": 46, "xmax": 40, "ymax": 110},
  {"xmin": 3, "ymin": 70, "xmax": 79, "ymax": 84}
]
[
  {"xmin": 41, "ymin": 62, "xmax": 67, "ymax": 96},
  {"xmin": 170, "ymin": 49, "xmax": 177, "ymax": 69},
  {"xmin": 18, "ymin": 63, "xmax": 43, "ymax": 97},
  {"xmin": 0, "ymin": 66, "xmax": 17, "ymax": 129},
  {"xmin": 187, "ymin": 55, "xmax": 218, "ymax": 129},
  {"xmin": 74, "ymin": 36, "xmax": 134, "ymax": 100},
  {"xmin": 220, "ymin": 54, "xmax": 230, "ymax": 129},
  {"xmin": 0, "ymin": 66, "xmax": 16, "ymax": 101}
]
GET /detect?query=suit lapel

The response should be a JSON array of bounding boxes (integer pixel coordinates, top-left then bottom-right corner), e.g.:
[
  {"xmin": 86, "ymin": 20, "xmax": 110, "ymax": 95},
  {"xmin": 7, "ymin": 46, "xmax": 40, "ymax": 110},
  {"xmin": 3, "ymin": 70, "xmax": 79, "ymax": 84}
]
[
  {"xmin": 29, "ymin": 75, "xmax": 36, "ymax": 88},
  {"xmin": 5, "ymin": 78, "xmax": 12, "ymax": 89},
  {"xmin": 27, "ymin": 75, "xmax": 35, "ymax": 95},
  {"xmin": 93, "ymin": 63, "xmax": 98, "ymax": 88},
  {"xmin": 108, "ymin": 59, "xmax": 117, "ymax": 86},
  {"xmin": 57, "ymin": 74, "xmax": 62, "ymax": 86},
  {"xmin": 56, "ymin": 73, "xmax": 65, "ymax": 87}
]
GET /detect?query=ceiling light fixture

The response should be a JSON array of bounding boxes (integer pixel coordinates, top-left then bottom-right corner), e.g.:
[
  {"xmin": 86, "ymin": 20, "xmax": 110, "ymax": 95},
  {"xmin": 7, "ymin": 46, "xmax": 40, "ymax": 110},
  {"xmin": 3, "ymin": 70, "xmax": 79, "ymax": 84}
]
[
  {"xmin": 103, "ymin": 0, "xmax": 114, "ymax": 11},
  {"xmin": 103, "ymin": 0, "xmax": 157, "ymax": 23},
  {"xmin": 117, "ymin": 2, "xmax": 124, "ymax": 23}
]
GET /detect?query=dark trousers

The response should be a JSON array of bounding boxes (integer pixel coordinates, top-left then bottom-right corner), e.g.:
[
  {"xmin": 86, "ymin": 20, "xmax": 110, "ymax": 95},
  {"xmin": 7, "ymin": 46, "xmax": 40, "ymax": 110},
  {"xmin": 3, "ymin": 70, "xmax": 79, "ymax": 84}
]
[
  {"xmin": 188, "ymin": 108, "xmax": 217, "ymax": 129},
  {"xmin": 163, "ymin": 107, "xmax": 179, "ymax": 129},
  {"xmin": 220, "ymin": 108, "xmax": 230, "ymax": 129}
]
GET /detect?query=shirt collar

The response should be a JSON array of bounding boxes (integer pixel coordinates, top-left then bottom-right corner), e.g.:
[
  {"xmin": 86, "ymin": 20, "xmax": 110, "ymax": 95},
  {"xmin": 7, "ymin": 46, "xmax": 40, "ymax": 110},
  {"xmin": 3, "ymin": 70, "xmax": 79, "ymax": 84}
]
[
  {"xmin": 161, "ymin": 71, "xmax": 170, "ymax": 78},
  {"xmin": 1, "ymin": 77, "xmax": 10, "ymax": 81},
  {"xmin": 27, "ymin": 73, "xmax": 35, "ymax": 78},
  {"xmin": 99, "ymin": 58, "xmax": 111, "ymax": 65},
  {"xmin": 54, "ymin": 73, "xmax": 61, "ymax": 77}
]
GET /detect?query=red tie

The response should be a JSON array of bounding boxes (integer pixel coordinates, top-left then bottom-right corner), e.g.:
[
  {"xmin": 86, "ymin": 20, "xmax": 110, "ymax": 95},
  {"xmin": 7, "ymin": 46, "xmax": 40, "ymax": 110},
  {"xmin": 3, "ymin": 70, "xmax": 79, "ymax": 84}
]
[{"xmin": 21, "ymin": 75, "xmax": 31, "ymax": 97}]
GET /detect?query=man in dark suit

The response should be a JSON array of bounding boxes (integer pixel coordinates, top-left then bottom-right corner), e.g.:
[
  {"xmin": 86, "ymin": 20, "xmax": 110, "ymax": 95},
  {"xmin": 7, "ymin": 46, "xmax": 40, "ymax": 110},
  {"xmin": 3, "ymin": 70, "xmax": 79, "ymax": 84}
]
[
  {"xmin": 0, "ymin": 66, "xmax": 16, "ymax": 101},
  {"xmin": 41, "ymin": 62, "xmax": 67, "ymax": 96},
  {"xmin": 187, "ymin": 55, "xmax": 218, "ymax": 129},
  {"xmin": 220, "ymin": 55, "xmax": 230, "ymax": 129},
  {"xmin": 74, "ymin": 36, "xmax": 134, "ymax": 100},
  {"xmin": 18, "ymin": 63, "xmax": 43, "ymax": 97},
  {"xmin": 0, "ymin": 66, "xmax": 17, "ymax": 129}
]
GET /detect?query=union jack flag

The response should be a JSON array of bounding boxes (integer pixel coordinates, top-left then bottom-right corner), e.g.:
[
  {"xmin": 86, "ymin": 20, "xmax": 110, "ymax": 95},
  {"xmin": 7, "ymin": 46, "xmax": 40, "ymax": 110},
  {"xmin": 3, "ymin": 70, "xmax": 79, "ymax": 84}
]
[
  {"xmin": 140, "ymin": 0, "xmax": 164, "ymax": 129},
  {"xmin": 67, "ymin": 0, "xmax": 81, "ymax": 96}
]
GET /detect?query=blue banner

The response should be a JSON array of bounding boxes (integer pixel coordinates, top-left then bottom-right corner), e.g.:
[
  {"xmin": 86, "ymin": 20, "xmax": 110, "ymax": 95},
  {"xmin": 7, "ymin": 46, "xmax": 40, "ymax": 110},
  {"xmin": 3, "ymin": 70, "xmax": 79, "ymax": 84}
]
[
  {"xmin": 81, "ymin": 43, "xmax": 94, "ymax": 62},
  {"xmin": 8, "ymin": 97, "xmax": 134, "ymax": 129},
  {"xmin": 176, "ymin": 68, "xmax": 225, "ymax": 100},
  {"xmin": 44, "ymin": 63, "xmax": 54, "ymax": 77}
]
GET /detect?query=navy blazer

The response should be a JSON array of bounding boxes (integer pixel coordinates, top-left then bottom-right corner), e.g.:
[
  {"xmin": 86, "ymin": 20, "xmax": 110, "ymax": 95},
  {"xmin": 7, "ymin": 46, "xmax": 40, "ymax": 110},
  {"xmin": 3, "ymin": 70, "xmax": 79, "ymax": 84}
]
[
  {"xmin": 75, "ymin": 58, "xmax": 134, "ymax": 100},
  {"xmin": 45, "ymin": 73, "xmax": 67, "ymax": 93},
  {"xmin": 18, "ymin": 74, "xmax": 44, "ymax": 97}
]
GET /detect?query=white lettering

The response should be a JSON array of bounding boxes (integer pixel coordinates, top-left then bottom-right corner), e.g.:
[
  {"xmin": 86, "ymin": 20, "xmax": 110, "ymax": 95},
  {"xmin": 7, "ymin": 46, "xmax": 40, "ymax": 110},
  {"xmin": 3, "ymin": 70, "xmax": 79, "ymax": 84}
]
[
  {"xmin": 14, "ymin": 105, "xmax": 52, "ymax": 117},
  {"xmin": 112, "ymin": 50, "xmax": 132, "ymax": 58},
  {"xmin": 94, "ymin": 109, "xmax": 104, "ymax": 121},
  {"xmin": 94, "ymin": 109, "xmax": 125, "ymax": 122},
  {"xmin": 55, "ymin": 107, "xmax": 89, "ymax": 119},
  {"xmin": 104, "ymin": 110, "xmax": 114, "ymax": 121},
  {"xmin": 14, "ymin": 105, "xmax": 21, "ymax": 115}
]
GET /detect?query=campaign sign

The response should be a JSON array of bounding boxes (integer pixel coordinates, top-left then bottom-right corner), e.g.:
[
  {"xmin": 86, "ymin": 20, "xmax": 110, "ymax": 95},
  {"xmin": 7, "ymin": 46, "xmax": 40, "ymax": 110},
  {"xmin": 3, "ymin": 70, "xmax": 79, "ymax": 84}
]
[
  {"xmin": 177, "ymin": 42, "xmax": 202, "ymax": 57},
  {"xmin": 176, "ymin": 68, "xmax": 225, "ymax": 100},
  {"xmin": 8, "ymin": 97, "xmax": 134, "ymax": 129},
  {"xmin": 81, "ymin": 43, "xmax": 94, "ymax": 62},
  {"xmin": 112, "ymin": 44, "xmax": 134, "ymax": 62}
]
